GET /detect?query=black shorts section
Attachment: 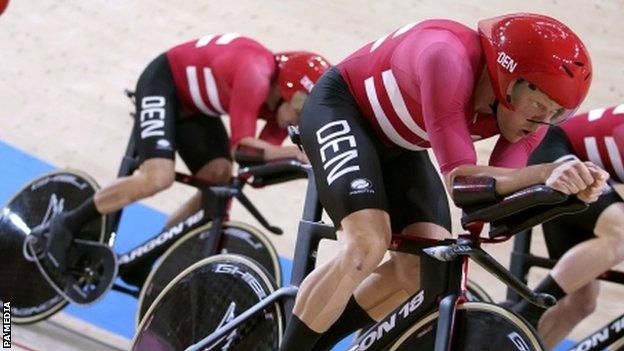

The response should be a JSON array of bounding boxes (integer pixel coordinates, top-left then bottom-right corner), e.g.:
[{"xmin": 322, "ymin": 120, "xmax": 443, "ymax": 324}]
[
  {"xmin": 529, "ymin": 126, "xmax": 623, "ymax": 259},
  {"xmin": 384, "ymin": 150, "xmax": 451, "ymax": 233},
  {"xmin": 299, "ymin": 68, "xmax": 451, "ymax": 233},
  {"xmin": 527, "ymin": 126, "xmax": 577, "ymax": 165},
  {"xmin": 176, "ymin": 115, "xmax": 231, "ymax": 174},
  {"xmin": 133, "ymin": 53, "xmax": 179, "ymax": 163}
]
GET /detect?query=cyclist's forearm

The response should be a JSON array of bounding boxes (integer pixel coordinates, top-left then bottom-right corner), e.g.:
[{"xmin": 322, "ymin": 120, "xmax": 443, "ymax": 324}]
[
  {"xmin": 446, "ymin": 163, "xmax": 558, "ymax": 196},
  {"xmin": 238, "ymin": 137, "xmax": 298, "ymax": 160}
]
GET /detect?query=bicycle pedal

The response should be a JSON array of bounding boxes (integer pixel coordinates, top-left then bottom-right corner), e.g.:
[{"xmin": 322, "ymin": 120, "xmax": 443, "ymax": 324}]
[
  {"xmin": 23, "ymin": 235, "xmax": 46, "ymax": 262},
  {"xmin": 31, "ymin": 239, "xmax": 118, "ymax": 305}
]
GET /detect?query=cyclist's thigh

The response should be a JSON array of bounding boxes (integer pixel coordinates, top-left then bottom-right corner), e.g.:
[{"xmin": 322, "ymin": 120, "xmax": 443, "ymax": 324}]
[
  {"xmin": 134, "ymin": 53, "xmax": 179, "ymax": 165},
  {"xmin": 175, "ymin": 114, "xmax": 232, "ymax": 174},
  {"xmin": 543, "ymin": 190, "xmax": 622, "ymax": 258},
  {"xmin": 594, "ymin": 200, "xmax": 624, "ymax": 240},
  {"xmin": 382, "ymin": 150, "xmax": 452, "ymax": 234},
  {"xmin": 299, "ymin": 67, "xmax": 389, "ymax": 227}
]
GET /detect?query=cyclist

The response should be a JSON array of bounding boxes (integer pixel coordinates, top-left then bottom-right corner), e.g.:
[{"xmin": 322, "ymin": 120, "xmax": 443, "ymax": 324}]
[
  {"xmin": 279, "ymin": 14, "xmax": 608, "ymax": 350},
  {"xmin": 32, "ymin": 34, "xmax": 330, "ymax": 280},
  {"xmin": 511, "ymin": 105, "xmax": 624, "ymax": 349}
]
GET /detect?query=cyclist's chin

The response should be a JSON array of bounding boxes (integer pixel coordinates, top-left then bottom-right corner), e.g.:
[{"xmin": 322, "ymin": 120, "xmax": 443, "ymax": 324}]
[{"xmin": 499, "ymin": 127, "xmax": 523, "ymax": 143}]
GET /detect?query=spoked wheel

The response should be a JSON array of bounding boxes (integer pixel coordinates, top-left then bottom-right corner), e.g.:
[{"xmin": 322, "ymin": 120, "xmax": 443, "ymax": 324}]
[
  {"xmin": 136, "ymin": 221, "xmax": 281, "ymax": 325},
  {"xmin": 132, "ymin": 254, "xmax": 284, "ymax": 351},
  {"xmin": 0, "ymin": 170, "xmax": 107, "ymax": 323},
  {"xmin": 389, "ymin": 302, "xmax": 544, "ymax": 350}
]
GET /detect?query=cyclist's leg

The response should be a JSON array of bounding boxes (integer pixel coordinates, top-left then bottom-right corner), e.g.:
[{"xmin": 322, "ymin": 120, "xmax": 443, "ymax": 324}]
[
  {"xmin": 512, "ymin": 127, "xmax": 624, "ymax": 332},
  {"xmin": 513, "ymin": 187, "xmax": 624, "ymax": 327},
  {"xmin": 164, "ymin": 115, "xmax": 232, "ymax": 228},
  {"xmin": 550, "ymin": 201, "xmax": 624, "ymax": 291},
  {"xmin": 280, "ymin": 68, "xmax": 392, "ymax": 351},
  {"xmin": 37, "ymin": 53, "xmax": 179, "ymax": 268},
  {"xmin": 287, "ymin": 210, "xmax": 390, "ymax": 338},
  {"xmin": 355, "ymin": 225, "xmax": 449, "ymax": 320},
  {"xmin": 314, "ymin": 151, "xmax": 452, "ymax": 349},
  {"xmin": 96, "ymin": 53, "xmax": 180, "ymax": 213},
  {"xmin": 538, "ymin": 280, "xmax": 599, "ymax": 349},
  {"xmin": 352, "ymin": 150, "xmax": 452, "ymax": 319},
  {"xmin": 94, "ymin": 158, "xmax": 174, "ymax": 213}
]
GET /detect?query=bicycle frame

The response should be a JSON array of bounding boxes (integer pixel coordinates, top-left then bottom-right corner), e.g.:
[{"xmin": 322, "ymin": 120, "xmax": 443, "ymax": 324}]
[
  {"xmin": 187, "ymin": 172, "xmax": 567, "ymax": 351},
  {"xmin": 507, "ymin": 229, "xmax": 624, "ymax": 351}
]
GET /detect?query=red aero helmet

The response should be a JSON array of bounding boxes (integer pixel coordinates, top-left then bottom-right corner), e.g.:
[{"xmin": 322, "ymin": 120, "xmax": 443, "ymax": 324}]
[
  {"xmin": 0, "ymin": 0, "xmax": 9, "ymax": 15},
  {"xmin": 275, "ymin": 51, "xmax": 331, "ymax": 102},
  {"xmin": 478, "ymin": 13, "xmax": 592, "ymax": 117}
]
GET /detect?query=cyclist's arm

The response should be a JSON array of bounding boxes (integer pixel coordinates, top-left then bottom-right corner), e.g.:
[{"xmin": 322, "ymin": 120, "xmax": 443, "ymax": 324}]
[
  {"xmin": 446, "ymin": 163, "xmax": 558, "ymax": 196},
  {"xmin": 239, "ymin": 119, "xmax": 301, "ymax": 161},
  {"xmin": 258, "ymin": 117, "xmax": 288, "ymax": 146},
  {"xmin": 488, "ymin": 128, "xmax": 547, "ymax": 168},
  {"xmin": 237, "ymin": 137, "xmax": 301, "ymax": 160},
  {"xmin": 450, "ymin": 128, "xmax": 554, "ymax": 195},
  {"xmin": 229, "ymin": 61, "xmax": 302, "ymax": 161},
  {"xmin": 411, "ymin": 39, "xmax": 557, "ymax": 196}
]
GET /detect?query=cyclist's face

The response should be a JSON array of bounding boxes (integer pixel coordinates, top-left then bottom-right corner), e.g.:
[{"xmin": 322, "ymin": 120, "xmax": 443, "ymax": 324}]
[
  {"xmin": 497, "ymin": 80, "xmax": 563, "ymax": 143},
  {"xmin": 276, "ymin": 91, "xmax": 308, "ymax": 128}
]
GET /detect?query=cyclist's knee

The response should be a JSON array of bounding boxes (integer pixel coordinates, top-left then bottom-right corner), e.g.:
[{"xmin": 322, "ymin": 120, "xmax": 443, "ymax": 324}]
[
  {"xmin": 137, "ymin": 159, "xmax": 175, "ymax": 196},
  {"xmin": 337, "ymin": 209, "xmax": 390, "ymax": 278},
  {"xmin": 610, "ymin": 228, "xmax": 624, "ymax": 260},
  {"xmin": 595, "ymin": 203, "xmax": 624, "ymax": 262},
  {"xmin": 340, "ymin": 234, "xmax": 387, "ymax": 279},
  {"xmin": 195, "ymin": 158, "xmax": 232, "ymax": 184},
  {"xmin": 146, "ymin": 169, "xmax": 175, "ymax": 193},
  {"xmin": 600, "ymin": 229, "xmax": 624, "ymax": 265}
]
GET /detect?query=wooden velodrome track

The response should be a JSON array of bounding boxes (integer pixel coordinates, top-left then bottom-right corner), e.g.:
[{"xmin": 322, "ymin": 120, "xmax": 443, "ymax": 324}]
[{"xmin": 1, "ymin": 0, "xmax": 623, "ymax": 349}]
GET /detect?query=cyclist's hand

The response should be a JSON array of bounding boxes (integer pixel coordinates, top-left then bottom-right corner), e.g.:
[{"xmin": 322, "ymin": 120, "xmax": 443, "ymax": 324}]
[
  {"xmin": 576, "ymin": 162, "xmax": 609, "ymax": 203},
  {"xmin": 545, "ymin": 160, "xmax": 594, "ymax": 195}
]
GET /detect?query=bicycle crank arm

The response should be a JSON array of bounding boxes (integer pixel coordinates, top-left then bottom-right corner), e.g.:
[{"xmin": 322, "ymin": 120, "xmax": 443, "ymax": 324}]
[{"xmin": 185, "ymin": 285, "xmax": 298, "ymax": 351}]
